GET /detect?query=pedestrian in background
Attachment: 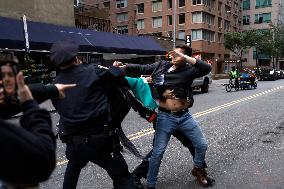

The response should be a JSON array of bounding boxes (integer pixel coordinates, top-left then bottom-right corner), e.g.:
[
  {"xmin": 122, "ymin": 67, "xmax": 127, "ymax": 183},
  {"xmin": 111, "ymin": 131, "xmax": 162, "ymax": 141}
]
[{"xmin": 50, "ymin": 39, "xmax": 135, "ymax": 189}]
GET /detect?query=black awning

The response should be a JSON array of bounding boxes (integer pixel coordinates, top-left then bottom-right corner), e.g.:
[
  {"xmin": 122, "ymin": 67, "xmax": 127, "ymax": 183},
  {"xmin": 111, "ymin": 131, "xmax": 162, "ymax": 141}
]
[{"xmin": 0, "ymin": 16, "xmax": 166, "ymax": 55}]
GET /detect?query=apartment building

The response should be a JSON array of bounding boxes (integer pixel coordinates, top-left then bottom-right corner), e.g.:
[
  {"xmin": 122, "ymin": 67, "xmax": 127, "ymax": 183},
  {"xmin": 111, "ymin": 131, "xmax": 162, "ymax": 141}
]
[
  {"xmin": 74, "ymin": 3, "xmax": 111, "ymax": 32},
  {"xmin": 81, "ymin": 0, "xmax": 243, "ymax": 76},
  {"xmin": 242, "ymin": 0, "xmax": 284, "ymax": 69}
]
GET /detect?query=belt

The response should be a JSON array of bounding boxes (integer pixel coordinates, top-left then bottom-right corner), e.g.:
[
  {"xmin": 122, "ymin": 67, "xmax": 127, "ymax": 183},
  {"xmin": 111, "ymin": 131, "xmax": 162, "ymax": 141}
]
[
  {"xmin": 67, "ymin": 133, "xmax": 106, "ymax": 144},
  {"xmin": 158, "ymin": 107, "xmax": 188, "ymax": 116}
]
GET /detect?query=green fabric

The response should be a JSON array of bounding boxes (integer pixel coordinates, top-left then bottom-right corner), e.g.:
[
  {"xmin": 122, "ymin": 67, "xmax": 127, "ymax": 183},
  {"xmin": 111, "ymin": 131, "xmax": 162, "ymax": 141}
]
[{"xmin": 125, "ymin": 77, "xmax": 158, "ymax": 110}]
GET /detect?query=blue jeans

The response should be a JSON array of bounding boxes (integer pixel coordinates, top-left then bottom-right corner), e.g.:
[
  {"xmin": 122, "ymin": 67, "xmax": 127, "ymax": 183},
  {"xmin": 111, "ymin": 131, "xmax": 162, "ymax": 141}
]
[{"xmin": 147, "ymin": 111, "xmax": 208, "ymax": 187}]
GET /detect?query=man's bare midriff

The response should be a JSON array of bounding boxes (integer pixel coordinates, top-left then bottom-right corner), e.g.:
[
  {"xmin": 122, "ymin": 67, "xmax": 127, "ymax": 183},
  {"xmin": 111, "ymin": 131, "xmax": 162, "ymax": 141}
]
[{"xmin": 159, "ymin": 98, "xmax": 189, "ymax": 111}]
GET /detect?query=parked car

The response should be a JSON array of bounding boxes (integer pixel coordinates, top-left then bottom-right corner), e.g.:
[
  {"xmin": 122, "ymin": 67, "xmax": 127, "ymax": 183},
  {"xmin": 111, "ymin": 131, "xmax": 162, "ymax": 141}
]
[
  {"xmin": 192, "ymin": 72, "xmax": 212, "ymax": 93},
  {"xmin": 259, "ymin": 68, "xmax": 277, "ymax": 81},
  {"xmin": 275, "ymin": 70, "xmax": 284, "ymax": 79}
]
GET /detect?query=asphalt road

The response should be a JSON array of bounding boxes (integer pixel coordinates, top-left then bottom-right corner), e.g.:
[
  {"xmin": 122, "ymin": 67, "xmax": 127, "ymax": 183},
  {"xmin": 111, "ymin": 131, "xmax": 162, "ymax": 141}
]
[{"xmin": 39, "ymin": 79, "xmax": 284, "ymax": 189}]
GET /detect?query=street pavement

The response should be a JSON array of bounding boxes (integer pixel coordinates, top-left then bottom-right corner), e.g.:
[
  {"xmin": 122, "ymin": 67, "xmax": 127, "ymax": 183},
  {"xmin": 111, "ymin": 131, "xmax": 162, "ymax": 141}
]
[{"xmin": 35, "ymin": 79, "xmax": 284, "ymax": 189}]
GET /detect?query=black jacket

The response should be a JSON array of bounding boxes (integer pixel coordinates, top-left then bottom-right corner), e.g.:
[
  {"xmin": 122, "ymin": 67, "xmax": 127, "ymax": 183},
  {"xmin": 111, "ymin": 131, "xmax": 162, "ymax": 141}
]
[
  {"xmin": 0, "ymin": 100, "xmax": 56, "ymax": 185},
  {"xmin": 52, "ymin": 64, "xmax": 125, "ymax": 136},
  {"xmin": 125, "ymin": 59, "xmax": 211, "ymax": 99}
]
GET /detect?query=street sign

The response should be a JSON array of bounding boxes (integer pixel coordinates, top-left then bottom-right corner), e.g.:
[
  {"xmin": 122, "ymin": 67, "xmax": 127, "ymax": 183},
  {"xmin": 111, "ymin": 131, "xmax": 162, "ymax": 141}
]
[
  {"xmin": 22, "ymin": 15, "xmax": 30, "ymax": 53},
  {"xmin": 186, "ymin": 35, "xmax": 191, "ymax": 47}
]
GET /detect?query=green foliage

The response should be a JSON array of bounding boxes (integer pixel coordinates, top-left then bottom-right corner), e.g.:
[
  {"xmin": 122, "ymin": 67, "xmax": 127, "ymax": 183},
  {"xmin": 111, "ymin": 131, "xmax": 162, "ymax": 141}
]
[
  {"xmin": 254, "ymin": 25, "xmax": 284, "ymax": 59},
  {"xmin": 225, "ymin": 26, "xmax": 284, "ymax": 60},
  {"xmin": 224, "ymin": 30, "xmax": 257, "ymax": 57}
]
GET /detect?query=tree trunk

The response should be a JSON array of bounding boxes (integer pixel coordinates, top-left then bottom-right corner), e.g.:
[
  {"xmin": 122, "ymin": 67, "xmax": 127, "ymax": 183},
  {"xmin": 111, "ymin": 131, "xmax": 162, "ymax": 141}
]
[
  {"xmin": 256, "ymin": 49, "xmax": 259, "ymax": 78},
  {"xmin": 272, "ymin": 56, "xmax": 275, "ymax": 69},
  {"xmin": 240, "ymin": 50, "xmax": 243, "ymax": 71}
]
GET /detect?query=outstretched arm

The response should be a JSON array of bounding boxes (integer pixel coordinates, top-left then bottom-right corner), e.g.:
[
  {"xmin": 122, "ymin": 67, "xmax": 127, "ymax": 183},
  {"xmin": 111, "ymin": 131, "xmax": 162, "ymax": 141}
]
[{"xmin": 113, "ymin": 61, "xmax": 160, "ymax": 77}]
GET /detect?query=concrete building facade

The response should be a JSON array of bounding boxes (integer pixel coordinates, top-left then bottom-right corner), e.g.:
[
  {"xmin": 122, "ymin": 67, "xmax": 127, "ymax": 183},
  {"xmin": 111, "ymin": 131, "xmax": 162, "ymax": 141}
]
[
  {"xmin": 242, "ymin": 0, "xmax": 284, "ymax": 69},
  {"xmin": 0, "ymin": 0, "xmax": 75, "ymax": 26},
  {"xmin": 81, "ymin": 0, "xmax": 243, "ymax": 77}
]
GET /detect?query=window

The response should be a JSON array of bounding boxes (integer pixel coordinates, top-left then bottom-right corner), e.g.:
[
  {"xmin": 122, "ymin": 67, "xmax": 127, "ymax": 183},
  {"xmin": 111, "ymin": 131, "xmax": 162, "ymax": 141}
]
[
  {"xmin": 179, "ymin": 0, "xmax": 185, "ymax": 7},
  {"xmin": 255, "ymin": 13, "xmax": 271, "ymax": 24},
  {"xmin": 253, "ymin": 47, "xmax": 270, "ymax": 60},
  {"xmin": 203, "ymin": 0, "xmax": 214, "ymax": 8},
  {"xmin": 224, "ymin": 20, "xmax": 230, "ymax": 30},
  {"xmin": 255, "ymin": 0, "xmax": 272, "ymax": 8},
  {"xmin": 137, "ymin": 3, "xmax": 144, "ymax": 14},
  {"xmin": 218, "ymin": 17, "xmax": 222, "ymax": 27},
  {"xmin": 192, "ymin": 12, "xmax": 202, "ymax": 23},
  {"xmin": 116, "ymin": 0, "xmax": 127, "ymax": 8},
  {"xmin": 225, "ymin": 5, "xmax": 230, "ymax": 13},
  {"xmin": 243, "ymin": 0, "xmax": 250, "ymax": 10},
  {"xmin": 218, "ymin": 33, "xmax": 222, "ymax": 43},
  {"xmin": 137, "ymin": 19, "xmax": 145, "ymax": 30},
  {"xmin": 153, "ymin": 17, "xmax": 162, "ymax": 28},
  {"xmin": 192, "ymin": 12, "xmax": 214, "ymax": 24},
  {"xmin": 203, "ymin": 12, "xmax": 214, "ymax": 25},
  {"xmin": 192, "ymin": 0, "xmax": 202, "ymax": 5},
  {"xmin": 167, "ymin": 15, "xmax": 173, "ymax": 25},
  {"xmin": 75, "ymin": 0, "xmax": 84, "ymax": 5},
  {"xmin": 202, "ymin": 29, "xmax": 215, "ymax": 41},
  {"xmin": 103, "ymin": 1, "xmax": 110, "ymax": 8},
  {"xmin": 117, "ymin": 25, "xmax": 128, "ymax": 34},
  {"xmin": 192, "ymin": 29, "xmax": 202, "ymax": 40},
  {"xmin": 218, "ymin": 2, "xmax": 222, "ymax": 11},
  {"xmin": 178, "ymin": 30, "xmax": 185, "ymax": 39},
  {"xmin": 243, "ymin": 15, "xmax": 250, "ymax": 25},
  {"xmin": 179, "ymin": 13, "xmax": 185, "ymax": 24},
  {"xmin": 117, "ymin": 13, "xmax": 128, "ymax": 22},
  {"xmin": 152, "ymin": 0, "xmax": 162, "ymax": 12},
  {"xmin": 167, "ymin": 0, "xmax": 173, "ymax": 9}
]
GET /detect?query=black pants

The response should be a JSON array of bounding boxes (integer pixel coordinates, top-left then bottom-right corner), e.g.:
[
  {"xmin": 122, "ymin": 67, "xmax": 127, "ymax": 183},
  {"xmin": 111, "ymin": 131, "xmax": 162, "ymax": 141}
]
[
  {"xmin": 132, "ymin": 130, "xmax": 196, "ymax": 179},
  {"xmin": 63, "ymin": 138, "xmax": 135, "ymax": 189}
]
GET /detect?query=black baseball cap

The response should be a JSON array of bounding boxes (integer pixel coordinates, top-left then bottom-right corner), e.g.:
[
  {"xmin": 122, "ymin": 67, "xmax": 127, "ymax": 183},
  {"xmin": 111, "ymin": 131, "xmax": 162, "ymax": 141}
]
[{"xmin": 50, "ymin": 39, "xmax": 79, "ymax": 67}]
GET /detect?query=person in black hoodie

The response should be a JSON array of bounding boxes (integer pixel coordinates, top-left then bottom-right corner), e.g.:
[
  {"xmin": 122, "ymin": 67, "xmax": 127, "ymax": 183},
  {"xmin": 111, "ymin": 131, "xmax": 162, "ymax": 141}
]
[
  {"xmin": 0, "ymin": 56, "xmax": 75, "ymax": 188},
  {"xmin": 0, "ymin": 71, "xmax": 55, "ymax": 188}
]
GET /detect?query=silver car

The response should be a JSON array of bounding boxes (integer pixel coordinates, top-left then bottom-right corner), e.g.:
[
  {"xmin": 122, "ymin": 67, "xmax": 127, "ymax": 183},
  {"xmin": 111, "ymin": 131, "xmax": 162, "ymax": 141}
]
[{"xmin": 191, "ymin": 72, "xmax": 212, "ymax": 93}]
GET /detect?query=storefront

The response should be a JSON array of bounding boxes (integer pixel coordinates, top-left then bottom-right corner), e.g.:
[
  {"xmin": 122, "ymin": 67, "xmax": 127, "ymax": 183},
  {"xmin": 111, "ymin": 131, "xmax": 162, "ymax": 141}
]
[{"xmin": 0, "ymin": 16, "xmax": 165, "ymax": 83}]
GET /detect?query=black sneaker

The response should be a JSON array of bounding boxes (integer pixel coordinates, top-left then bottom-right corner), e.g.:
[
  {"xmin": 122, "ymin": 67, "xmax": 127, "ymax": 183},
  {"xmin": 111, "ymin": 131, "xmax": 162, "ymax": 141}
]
[{"xmin": 132, "ymin": 174, "xmax": 144, "ymax": 189}]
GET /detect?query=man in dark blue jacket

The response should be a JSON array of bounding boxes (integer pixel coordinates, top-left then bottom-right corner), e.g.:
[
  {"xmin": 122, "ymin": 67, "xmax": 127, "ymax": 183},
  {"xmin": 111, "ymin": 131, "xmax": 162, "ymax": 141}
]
[
  {"xmin": 114, "ymin": 45, "xmax": 214, "ymax": 188},
  {"xmin": 50, "ymin": 39, "xmax": 135, "ymax": 189}
]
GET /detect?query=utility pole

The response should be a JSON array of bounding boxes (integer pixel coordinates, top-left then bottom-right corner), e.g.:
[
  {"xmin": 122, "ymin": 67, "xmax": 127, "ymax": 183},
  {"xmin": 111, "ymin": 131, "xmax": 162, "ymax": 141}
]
[{"xmin": 173, "ymin": 0, "xmax": 177, "ymax": 50}]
